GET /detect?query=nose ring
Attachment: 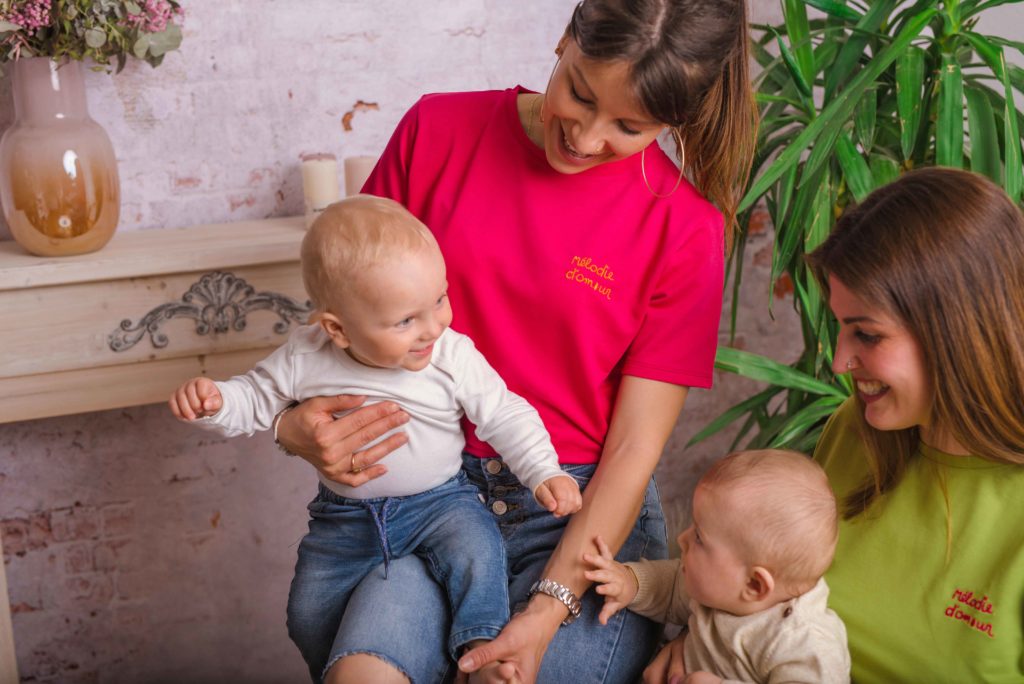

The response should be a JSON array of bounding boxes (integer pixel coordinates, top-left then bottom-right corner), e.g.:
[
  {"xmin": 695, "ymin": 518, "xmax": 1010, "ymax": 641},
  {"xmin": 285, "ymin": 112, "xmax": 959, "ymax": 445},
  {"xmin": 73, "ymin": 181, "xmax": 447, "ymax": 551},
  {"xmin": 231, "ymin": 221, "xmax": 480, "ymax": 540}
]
[{"xmin": 846, "ymin": 358, "xmax": 855, "ymax": 371}]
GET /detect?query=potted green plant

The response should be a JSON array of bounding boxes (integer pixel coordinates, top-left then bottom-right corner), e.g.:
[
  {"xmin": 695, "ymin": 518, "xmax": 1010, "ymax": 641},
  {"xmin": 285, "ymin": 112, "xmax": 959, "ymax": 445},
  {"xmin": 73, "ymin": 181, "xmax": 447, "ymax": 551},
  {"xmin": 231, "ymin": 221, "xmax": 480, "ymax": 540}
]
[
  {"xmin": 0, "ymin": 0, "xmax": 184, "ymax": 256},
  {"xmin": 694, "ymin": 0, "xmax": 1024, "ymax": 452}
]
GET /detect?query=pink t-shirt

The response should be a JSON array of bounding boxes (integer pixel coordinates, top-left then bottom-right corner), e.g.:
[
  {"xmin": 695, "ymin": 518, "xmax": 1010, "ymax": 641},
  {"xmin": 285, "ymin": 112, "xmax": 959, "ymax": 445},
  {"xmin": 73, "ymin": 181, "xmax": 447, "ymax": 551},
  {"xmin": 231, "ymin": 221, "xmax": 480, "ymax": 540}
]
[{"xmin": 363, "ymin": 87, "xmax": 724, "ymax": 464}]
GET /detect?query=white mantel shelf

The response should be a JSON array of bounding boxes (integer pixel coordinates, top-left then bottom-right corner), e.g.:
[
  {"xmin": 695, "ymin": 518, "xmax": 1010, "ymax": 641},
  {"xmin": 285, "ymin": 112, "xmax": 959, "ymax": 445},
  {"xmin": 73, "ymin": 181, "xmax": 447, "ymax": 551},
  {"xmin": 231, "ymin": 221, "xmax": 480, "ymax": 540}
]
[
  {"xmin": 0, "ymin": 216, "xmax": 305, "ymax": 290},
  {"xmin": 0, "ymin": 216, "xmax": 311, "ymax": 425}
]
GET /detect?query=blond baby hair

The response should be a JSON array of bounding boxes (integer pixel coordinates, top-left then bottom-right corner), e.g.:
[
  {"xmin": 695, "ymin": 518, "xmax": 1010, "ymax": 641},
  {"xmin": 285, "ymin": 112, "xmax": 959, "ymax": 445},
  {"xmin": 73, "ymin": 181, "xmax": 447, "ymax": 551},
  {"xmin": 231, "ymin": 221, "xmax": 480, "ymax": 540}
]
[
  {"xmin": 300, "ymin": 195, "xmax": 438, "ymax": 314},
  {"xmin": 700, "ymin": 449, "xmax": 838, "ymax": 593}
]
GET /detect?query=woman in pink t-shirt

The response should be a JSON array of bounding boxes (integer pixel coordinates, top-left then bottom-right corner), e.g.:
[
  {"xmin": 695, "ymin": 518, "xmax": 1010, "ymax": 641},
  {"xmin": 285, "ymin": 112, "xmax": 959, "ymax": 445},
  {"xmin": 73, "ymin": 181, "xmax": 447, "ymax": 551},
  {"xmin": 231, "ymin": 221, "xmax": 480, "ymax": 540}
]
[{"xmin": 277, "ymin": 1, "xmax": 757, "ymax": 682}]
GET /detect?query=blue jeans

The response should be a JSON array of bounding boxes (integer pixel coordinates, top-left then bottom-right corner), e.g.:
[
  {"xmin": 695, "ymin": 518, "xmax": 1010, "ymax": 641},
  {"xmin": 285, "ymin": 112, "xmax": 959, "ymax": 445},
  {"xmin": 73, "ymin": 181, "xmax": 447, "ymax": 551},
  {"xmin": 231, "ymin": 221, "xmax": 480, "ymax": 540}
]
[
  {"xmin": 286, "ymin": 470, "xmax": 509, "ymax": 681},
  {"xmin": 296, "ymin": 453, "xmax": 669, "ymax": 683}
]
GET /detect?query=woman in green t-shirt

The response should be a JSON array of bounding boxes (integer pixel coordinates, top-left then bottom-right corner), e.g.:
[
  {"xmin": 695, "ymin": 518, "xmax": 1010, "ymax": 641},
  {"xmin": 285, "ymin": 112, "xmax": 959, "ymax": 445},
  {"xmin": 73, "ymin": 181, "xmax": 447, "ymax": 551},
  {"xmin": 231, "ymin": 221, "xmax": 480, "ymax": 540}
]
[{"xmin": 806, "ymin": 167, "xmax": 1024, "ymax": 683}]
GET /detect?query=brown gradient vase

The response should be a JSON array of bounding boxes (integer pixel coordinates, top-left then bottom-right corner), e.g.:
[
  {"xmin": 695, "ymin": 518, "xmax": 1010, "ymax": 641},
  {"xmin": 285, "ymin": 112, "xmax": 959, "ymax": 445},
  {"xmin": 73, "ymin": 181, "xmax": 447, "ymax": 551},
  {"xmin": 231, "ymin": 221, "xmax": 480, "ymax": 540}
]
[{"xmin": 0, "ymin": 57, "xmax": 120, "ymax": 256}]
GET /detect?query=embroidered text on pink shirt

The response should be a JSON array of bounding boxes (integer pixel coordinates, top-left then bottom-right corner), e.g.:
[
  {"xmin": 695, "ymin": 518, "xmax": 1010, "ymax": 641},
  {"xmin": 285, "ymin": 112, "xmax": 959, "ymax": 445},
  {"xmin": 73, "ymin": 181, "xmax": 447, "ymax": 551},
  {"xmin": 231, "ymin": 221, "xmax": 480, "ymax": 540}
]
[{"xmin": 565, "ymin": 256, "xmax": 614, "ymax": 301}]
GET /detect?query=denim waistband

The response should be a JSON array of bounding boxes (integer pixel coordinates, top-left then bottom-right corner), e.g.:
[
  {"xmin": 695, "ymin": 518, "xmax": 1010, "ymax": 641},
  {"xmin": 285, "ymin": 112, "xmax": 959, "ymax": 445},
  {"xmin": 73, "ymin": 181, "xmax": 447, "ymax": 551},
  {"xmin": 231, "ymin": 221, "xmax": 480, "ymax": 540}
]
[
  {"xmin": 313, "ymin": 471, "xmax": 468, "ymax": 577},
  {"xmin": 315, "ymin": 469, "xmax": 468, "ymax": 505}
]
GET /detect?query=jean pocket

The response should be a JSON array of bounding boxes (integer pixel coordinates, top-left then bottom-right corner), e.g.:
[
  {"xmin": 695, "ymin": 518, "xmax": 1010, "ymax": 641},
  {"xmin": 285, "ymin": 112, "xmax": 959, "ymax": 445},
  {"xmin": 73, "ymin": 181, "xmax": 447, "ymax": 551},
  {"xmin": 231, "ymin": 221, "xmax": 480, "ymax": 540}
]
[
  {"xmin": 636, "ymin": 479, "xmax": 668, "ymax": 560},
  {"xmin": 307, "ymin": 498, "xmax": 362, "ymax": 519},
  {"xmin": 561, "ymin": 463, "xmax": 596, "ymax": 490},
  {"xmin": 307, "ymin": 499, "xmax": 330, "ymax": 515}
]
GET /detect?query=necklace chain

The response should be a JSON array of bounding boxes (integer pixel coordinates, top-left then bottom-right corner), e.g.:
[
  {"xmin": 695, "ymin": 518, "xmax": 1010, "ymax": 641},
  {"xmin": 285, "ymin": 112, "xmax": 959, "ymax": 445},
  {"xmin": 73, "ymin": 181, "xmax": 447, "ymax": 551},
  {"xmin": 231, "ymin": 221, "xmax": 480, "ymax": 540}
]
[{"xmin": 528, "ymin": 94, "xmax": 543, "ymax": 145}]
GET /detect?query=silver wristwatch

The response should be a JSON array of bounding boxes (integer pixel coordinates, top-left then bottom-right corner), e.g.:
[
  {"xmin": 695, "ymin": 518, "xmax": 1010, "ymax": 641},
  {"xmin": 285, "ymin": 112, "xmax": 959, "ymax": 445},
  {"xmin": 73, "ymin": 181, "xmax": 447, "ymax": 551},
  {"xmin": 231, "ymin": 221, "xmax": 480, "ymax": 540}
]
[{"xmin": 529, "ymin": 579, "xmax": 582, "ymax": 625}]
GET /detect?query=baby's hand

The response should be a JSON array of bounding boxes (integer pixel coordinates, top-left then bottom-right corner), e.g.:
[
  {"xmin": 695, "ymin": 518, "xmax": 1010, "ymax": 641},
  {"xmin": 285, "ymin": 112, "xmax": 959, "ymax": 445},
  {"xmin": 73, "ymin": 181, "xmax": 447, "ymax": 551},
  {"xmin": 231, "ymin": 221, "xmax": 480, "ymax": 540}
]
[
  {"xmin": 582, "ymin": 535, "xmax": 639, "ymax": 625},
  {"xmin": 169, "ymin": 377, "xmax": 223, "ymax": 421},
  {"xmin": 534, "ymin": 474, "xmax": 582, "ymax": 517}
]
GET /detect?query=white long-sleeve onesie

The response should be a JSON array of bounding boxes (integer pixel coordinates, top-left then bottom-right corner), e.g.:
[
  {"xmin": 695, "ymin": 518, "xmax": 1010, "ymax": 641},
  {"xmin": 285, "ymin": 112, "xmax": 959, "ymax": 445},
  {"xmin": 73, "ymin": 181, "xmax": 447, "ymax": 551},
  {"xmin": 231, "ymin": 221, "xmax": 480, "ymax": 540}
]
[{"xmin": 200, "ymin": 325, "xmax": 567, "ymax": 499}]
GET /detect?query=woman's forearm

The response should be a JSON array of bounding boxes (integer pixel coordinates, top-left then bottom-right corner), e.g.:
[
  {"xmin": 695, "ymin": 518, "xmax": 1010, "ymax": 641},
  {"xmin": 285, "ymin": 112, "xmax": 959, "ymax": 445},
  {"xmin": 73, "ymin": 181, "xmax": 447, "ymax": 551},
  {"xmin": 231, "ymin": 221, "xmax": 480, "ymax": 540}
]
[
  {"xmin": 531, "ymin": 377, "xmax": 689, "ymax": 618},
  {"xmin": 458, "ymin": 377, "xmax": 690, "ymax": 677}
]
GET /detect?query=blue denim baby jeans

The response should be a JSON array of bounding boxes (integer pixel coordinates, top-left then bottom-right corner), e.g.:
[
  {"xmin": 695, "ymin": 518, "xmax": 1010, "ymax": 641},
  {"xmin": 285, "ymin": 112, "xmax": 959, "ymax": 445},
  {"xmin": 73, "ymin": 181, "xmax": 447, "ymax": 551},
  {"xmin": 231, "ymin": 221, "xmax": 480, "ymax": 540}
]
[
  {"xmin": 286, "ymin": 470, "xmax": 509, "ymax": 681},
  {"xmin": 307, "ymin": 453, "xmax": 668, "ymax": 683}
]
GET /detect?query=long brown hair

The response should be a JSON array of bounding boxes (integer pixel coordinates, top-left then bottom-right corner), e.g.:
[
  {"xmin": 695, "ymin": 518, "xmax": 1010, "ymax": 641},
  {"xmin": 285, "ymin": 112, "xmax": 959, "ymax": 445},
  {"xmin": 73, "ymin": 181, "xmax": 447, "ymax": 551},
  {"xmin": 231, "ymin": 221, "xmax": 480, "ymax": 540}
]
[
  {"xmin": 566, "ymin": 0, "xmax": 757, "ymax": 251},
  {"xmin": 808, "ymin": 168, "xmax": 1024, "ymax": 518}
]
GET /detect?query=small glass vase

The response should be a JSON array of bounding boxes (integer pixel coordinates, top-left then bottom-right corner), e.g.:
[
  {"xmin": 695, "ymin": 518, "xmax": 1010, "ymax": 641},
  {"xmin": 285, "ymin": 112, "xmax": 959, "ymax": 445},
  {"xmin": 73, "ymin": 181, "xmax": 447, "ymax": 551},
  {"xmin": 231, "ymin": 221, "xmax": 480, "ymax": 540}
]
[{"xmin": 0, "ymin": 57, "xmax": 120, "ymax": 257}]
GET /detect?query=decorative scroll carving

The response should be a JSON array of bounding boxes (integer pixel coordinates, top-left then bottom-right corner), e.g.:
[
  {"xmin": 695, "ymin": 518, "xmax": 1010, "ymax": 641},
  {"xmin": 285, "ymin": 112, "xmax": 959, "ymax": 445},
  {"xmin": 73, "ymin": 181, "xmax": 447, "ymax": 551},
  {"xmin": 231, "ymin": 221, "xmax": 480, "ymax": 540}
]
[{"xmin": 108, "ymin": 271, "xmax": 312, "ymax": 352}]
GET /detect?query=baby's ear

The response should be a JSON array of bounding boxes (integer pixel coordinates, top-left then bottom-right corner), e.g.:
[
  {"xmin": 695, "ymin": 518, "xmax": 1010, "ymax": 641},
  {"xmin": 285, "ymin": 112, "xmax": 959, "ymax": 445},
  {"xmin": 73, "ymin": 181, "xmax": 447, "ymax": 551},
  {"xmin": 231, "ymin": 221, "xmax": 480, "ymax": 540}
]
[
  {"xmin": 742, "ymin": 566, "xmax": 775, "ymax": 603},
  {"xmin": 318, "ymin": 313, "xmax": 351, "ymax": 348}
]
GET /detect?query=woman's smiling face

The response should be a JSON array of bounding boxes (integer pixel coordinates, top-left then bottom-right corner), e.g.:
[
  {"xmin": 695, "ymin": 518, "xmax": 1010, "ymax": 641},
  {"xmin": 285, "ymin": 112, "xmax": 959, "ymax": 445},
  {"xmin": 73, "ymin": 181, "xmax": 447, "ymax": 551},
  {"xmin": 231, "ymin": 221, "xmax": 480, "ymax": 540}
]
[
  {"xmin": 829, "ymin": 275, "xmax": 935, "ymax": 434},
  {"xmin": 540, "ymin": 39, "xmax": 667, "ymax": 175}
]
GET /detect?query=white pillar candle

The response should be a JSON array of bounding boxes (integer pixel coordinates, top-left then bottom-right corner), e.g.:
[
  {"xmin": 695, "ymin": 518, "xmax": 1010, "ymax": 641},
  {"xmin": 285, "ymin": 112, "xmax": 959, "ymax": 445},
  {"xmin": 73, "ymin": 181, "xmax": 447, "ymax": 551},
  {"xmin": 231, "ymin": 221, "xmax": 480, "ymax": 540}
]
[
  {"xmin": 300, "ymin": 153, "xmax": 340, "ymax": 228},
  {"xmin": 344, "ymin": 155, "xmax": 377, "ymax": 197}
]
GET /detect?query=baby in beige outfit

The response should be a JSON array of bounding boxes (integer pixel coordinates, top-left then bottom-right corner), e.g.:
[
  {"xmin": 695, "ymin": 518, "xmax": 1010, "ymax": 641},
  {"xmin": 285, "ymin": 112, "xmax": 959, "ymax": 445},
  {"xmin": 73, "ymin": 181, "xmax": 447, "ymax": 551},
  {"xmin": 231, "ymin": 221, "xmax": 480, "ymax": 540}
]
[{"xmin": 585, "ymin": 449, "xmax": 850, "ymax": 684}]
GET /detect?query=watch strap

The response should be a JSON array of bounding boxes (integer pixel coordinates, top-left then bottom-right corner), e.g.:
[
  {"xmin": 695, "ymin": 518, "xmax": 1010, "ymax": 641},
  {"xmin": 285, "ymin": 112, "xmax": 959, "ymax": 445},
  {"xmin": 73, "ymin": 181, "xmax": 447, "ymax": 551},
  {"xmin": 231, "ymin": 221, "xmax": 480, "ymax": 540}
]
[{"xmin": 529, "ymin": 578, "xmax": 582, "ymax": 626}]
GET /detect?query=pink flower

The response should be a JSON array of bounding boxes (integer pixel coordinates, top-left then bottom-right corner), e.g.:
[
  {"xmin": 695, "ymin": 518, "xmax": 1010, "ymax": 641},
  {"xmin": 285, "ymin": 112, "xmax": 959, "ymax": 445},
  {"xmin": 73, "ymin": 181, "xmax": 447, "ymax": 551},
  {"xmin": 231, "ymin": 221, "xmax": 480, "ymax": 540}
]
[
  {"xmin": 123, "ymin": 0, "xmax": 179, "ymax": 34},
  {"xmin": 2, "ymin": 0, "xmax": 53, "ymax": 36}
]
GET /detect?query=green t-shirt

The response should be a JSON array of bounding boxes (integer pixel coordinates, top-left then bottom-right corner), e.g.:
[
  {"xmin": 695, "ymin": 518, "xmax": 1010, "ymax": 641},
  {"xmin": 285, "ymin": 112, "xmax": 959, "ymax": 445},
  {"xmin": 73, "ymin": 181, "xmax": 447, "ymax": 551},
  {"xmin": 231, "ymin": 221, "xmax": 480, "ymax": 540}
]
[{"xmin": 814, "ymin": 398, "xmax": 1024, "ymax": 683}]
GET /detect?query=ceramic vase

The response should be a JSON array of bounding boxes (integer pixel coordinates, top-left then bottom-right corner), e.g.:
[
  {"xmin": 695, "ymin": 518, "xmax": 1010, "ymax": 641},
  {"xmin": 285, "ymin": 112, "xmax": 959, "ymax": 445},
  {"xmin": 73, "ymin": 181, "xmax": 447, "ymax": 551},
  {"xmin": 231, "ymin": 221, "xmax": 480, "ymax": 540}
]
[{"xmin": 0, "ymin": 57, "xmax": 120, "ymax": 256}]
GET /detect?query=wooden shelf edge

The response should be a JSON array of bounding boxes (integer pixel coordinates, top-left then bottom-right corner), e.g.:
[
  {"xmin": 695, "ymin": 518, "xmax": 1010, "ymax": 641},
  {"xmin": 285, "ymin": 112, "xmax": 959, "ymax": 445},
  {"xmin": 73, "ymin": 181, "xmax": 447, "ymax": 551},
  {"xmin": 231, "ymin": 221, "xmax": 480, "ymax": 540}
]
[
  {"xmin": 0, "ymin": 348, "xmax": 273, "ymax": 424},
  {"xmin": 0, "ymin": 216, "xmax": 307, "ymax": 292}
]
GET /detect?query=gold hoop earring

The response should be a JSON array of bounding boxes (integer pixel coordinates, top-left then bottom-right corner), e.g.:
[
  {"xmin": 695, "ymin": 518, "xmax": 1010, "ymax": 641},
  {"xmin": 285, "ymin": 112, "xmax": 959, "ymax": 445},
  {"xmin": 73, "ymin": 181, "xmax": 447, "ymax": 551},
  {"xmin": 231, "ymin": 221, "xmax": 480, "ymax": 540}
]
[
  {"xmin": 540, "ymin": 55, "xmax": 560, "ymax": 125},
  {"xmin": 641, "ymin": 127, "xmax": 685, "ymax": 199}
]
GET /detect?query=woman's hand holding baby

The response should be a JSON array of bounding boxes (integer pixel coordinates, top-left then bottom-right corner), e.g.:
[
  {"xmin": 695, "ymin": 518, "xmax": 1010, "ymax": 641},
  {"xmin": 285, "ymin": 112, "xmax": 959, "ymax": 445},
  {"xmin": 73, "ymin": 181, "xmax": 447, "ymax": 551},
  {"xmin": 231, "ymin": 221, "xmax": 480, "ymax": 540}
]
[
  {"xmin": 277, "ymin": 395, "xmax": 410, "ymax": 487},
  {"xmin": 582, "ymin": 535, "xmax": 639, "ymax": 625},
  {"xmin": 534, "ymin": 475, "xmax": 583, "ymax": 517},
  {"xmin": 169, "ymin": 377, "xmax": 223, "ymax": 421}
]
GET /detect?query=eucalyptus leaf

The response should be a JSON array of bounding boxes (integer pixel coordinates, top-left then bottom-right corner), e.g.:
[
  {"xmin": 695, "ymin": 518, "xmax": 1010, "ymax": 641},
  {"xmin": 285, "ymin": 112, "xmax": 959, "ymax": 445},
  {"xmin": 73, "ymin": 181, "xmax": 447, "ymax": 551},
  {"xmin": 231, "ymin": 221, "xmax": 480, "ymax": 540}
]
[
  {"xmin": 132, "ymin": 33, "xmax": 151, "ymax": 59},
  {"xmin": 84, "ymin": 28, "xmax": 107, "ymax": 49},
  {"xmin": 0, "ymin": 0, "xmax": 184, "ymax": 70},
  {"xmin": 147, "ymin": 23, "xmax": 183, "ymax": 58}
]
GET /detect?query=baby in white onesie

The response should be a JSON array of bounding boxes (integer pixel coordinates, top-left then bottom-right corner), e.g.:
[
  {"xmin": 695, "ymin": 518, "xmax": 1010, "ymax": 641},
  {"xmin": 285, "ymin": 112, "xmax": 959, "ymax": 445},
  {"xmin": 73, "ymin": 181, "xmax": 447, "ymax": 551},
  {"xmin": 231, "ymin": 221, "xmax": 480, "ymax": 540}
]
[{"xmin": 169, "ymin": 195, "xmax": 581, "ymax": 676}]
